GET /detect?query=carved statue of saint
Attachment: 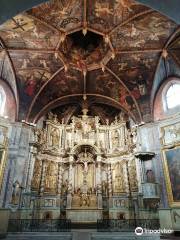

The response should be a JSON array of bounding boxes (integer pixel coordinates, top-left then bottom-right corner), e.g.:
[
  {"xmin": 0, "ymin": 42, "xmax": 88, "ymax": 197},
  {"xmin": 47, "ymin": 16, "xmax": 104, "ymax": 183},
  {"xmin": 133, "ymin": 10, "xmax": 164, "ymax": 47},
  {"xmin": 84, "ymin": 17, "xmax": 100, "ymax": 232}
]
[
  {"xmin": 95, "ymin": 116, "xmax": 100, "ymax": 125},
  {"xmin": 62, "ymin": 179, "xmax": 68, "ymax": 195},
  {"xmin": 115, "ymin": 176, "xmax": 124, "ymax": 193},
  {"xmin": 112, "ymin": 130, "xmax": 119, "ymax": 148},
  {"xmin": 80, "ymin": 194, "xmax": 90, "ymax": 207},
  {"xmin": 102, "ymin": 181, "xmax": 108, "ymax": 195},
  {"xmin": 34, "ymin": 129, "xmax": 47, "ymax": 146},
  {"xmin": 34, "ymin": 129, "xmax": 40, "ymax": 143},
  {"xmin": 45, "ymin": 162, "xmax": 57, "ymax": 192},
  {"xmin": 11, "ymin": 181, "xmax": 20, "ymax": 205},
  {"xmin": 51, "ymin": 128, "xmax": 59, "ymax": 147},
  {"xmin": 146, "ymin": 170, "xmax": 155, "ymax": 183},
  {"xmin": 114, "ymin": 163, "xmax": 125, "ymax": 193}
]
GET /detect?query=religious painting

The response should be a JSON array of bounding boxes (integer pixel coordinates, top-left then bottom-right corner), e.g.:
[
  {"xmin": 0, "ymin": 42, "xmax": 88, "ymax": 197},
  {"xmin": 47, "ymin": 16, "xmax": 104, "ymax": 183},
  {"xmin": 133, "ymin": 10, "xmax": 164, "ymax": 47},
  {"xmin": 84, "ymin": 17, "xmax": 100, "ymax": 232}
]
[
  {"xmin": 163, "ymin": 147, "xmax": 180, "ymax": 206},
  {"xmin": 31, "ymin": 160, "xmax": 41, "ymax": 191},
  {"xmin": 44, "ymin": 161, "xmax": 58, "ymax": 193},
  {"xmin": 112, "ymin": 162, "xmax": 126, "ymax": 194}
]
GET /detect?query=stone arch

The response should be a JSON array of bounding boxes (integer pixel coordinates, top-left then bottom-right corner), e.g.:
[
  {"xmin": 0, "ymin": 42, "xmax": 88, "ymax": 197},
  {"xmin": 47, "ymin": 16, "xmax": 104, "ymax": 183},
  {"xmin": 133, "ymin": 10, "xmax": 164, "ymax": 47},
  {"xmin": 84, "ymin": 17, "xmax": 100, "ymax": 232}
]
[{"xmin": 70, "ymin": 143, "xmax": 101, "ymax": 156}]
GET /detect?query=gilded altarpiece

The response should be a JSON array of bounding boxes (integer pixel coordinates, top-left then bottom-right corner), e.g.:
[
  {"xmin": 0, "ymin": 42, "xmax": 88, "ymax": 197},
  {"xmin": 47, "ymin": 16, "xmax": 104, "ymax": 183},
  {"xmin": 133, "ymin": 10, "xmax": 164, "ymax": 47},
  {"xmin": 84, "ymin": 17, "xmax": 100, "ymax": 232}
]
[{"xmin": 26, "ymin": 113, "xmax": 141, "ymax": 222}]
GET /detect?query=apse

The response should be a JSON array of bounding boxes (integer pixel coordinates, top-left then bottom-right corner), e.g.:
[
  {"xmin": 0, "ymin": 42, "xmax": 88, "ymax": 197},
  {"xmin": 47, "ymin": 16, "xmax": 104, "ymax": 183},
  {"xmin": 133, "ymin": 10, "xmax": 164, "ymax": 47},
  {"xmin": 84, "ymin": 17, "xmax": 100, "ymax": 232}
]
[{"xmin": 0, "ymin": 0, "xmax": 180, "ymax": 239}]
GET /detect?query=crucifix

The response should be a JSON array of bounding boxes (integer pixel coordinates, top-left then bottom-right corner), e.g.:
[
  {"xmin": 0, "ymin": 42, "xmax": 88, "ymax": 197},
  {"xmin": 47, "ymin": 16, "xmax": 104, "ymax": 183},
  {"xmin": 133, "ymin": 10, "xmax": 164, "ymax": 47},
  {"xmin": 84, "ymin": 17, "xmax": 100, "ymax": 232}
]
[
  {"xmin": 76, "ymin": 148, "xmax": 93, "ymax": 193},
  {"xmin": 77, "ymin": 148, "xmax": 92, "ymax": 174}
]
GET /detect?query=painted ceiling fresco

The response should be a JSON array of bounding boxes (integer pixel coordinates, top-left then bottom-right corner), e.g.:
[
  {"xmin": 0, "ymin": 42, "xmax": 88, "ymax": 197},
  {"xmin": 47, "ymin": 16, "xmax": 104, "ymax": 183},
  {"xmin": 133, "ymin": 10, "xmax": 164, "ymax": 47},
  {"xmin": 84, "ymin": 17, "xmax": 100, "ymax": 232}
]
[{"xmin": 0, "ymin": 0, "xmax": 179, "ymax": 123}]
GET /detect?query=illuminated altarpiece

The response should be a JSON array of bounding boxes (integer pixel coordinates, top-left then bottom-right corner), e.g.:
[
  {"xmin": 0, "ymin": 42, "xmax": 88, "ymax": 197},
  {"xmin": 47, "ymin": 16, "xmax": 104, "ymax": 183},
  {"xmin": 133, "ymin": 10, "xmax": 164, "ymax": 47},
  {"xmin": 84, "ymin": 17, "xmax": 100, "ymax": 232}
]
[{"xmin": 10, "ymin": 111, "xmax": 159, "ymax": 223}]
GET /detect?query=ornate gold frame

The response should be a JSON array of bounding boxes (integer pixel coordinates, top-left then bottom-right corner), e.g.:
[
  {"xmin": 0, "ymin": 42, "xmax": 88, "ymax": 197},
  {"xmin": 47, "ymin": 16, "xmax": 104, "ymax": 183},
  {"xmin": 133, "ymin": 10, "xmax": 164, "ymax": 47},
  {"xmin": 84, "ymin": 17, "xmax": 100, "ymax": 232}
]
[
  {"xmin": 162, "ymin": 145, "xmax": 180, "ymax": 207},
  {"xmin": 0, "ymin": 125, "xmax": 8, "ymax": 193}
]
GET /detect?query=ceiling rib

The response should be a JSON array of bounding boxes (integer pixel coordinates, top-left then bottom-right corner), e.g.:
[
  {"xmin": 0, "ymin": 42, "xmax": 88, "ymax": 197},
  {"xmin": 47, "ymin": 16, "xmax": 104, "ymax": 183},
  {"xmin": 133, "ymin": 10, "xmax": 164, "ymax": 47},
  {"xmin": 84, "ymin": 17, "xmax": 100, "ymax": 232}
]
[
  {"xmin": 33, "ymin": 93, "xmax": 136, "ymax": 123},
  {"xmin": 83, "ymin": 0, "xmax": 87, "ymax": 35},
  {"xmin": 116, "ymin": 49, "xmax": 162, "ymax": 54}
]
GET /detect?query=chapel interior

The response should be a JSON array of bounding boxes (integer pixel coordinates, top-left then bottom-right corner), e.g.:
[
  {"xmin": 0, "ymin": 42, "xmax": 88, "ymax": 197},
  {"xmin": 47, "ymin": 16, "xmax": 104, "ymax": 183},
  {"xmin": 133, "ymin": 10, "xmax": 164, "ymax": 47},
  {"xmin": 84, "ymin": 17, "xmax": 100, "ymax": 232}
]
[{"xmin": 0, "ymin": 0, "xmax": 180, "ymax": 239}]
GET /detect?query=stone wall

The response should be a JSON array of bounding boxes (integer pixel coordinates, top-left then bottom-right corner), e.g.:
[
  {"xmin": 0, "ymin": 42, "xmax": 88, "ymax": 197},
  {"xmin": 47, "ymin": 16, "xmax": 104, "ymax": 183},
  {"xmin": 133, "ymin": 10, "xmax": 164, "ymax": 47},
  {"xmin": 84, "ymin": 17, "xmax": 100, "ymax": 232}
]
[{"xmin": 0, "ymin": 119, "xmax": 33, "ymax": 207}]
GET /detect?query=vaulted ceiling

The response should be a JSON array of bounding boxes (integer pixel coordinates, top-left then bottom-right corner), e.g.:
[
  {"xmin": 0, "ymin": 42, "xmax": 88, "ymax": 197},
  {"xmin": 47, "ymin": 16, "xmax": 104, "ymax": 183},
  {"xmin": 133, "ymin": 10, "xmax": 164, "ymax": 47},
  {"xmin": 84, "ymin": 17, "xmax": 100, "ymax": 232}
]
[{"xmin": 0, "ymin": 0, "xmax": 179, "ymax": 123}]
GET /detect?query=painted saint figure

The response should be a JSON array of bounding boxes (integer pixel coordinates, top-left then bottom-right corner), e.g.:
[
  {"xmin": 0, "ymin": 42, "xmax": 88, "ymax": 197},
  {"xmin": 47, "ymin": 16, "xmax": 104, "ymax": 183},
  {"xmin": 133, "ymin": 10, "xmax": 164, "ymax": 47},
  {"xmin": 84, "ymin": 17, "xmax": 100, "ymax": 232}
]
[{"xmin": 51, "ymin": 128, "xmax": 59, "ymax": 147}]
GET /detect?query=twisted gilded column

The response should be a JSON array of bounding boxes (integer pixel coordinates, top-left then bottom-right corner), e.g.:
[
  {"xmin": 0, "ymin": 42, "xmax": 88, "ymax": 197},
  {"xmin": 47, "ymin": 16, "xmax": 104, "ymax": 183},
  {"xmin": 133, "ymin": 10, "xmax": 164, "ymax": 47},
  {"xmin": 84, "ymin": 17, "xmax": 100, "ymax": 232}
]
[
  {"xmin": 67, "ymin": 156, "xmax": 73, "ymax": 208},
  {"xmin": 124, "ymin": 160, "xmax": 130, "ymax": 195},
  {"xmin": 62, "ymin": 124, "xmax": 66, "ymax": 149},
  {"xmin": 109, "ymin": 130, "xmax": 112, "ymax": 150},
  {"xmin": 39, "ymin": 159, "xmax": 46, "ymax": 196},
  {"xmin": 71, "ymin": 125, "xmax": 75, "ymax": 147},
  {"xmin": 57, "ymin": 162, "xmax": 63, "ymax": 195},
  {"xmin": 68, "ymin": 158, "xmax": 73, "ymax": 194},
  {"xmin": 105, "ymin": 126, "xmax": 110, "ymax": 151},
  {"xmin": 108, "ymin": 163, "xmax": 113, "ymax": 197},
  {"xmin": 96, "ymin": 155, "xmax": 102, "ymax": 209}
]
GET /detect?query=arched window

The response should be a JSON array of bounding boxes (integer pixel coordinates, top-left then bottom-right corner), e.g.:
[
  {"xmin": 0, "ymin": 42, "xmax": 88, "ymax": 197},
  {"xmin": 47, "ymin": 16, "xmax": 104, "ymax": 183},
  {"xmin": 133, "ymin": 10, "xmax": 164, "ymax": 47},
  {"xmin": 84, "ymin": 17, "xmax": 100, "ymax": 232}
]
[
  {"xmin": 166, "ymin": 83, "xmax": 180, "ymax": 109},
  {"xmin": 154, "ymin": 78, "xmax": 180, "ymax": 121},
  {"xmin": 0, "ymin": 86, "xmax": 6, "ymax": 115}
]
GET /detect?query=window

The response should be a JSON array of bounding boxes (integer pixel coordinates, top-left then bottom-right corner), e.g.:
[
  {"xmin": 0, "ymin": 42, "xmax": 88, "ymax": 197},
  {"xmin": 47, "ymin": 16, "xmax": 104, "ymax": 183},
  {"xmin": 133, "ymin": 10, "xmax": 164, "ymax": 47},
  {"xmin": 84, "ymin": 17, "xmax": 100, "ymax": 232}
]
[
  {"xmin": 0, "ymin": 86, "xmax": 6, "ymax": 115},
  {"xmin": 166, "ymin": 83, "xmax": 180, "ymax": 109}
]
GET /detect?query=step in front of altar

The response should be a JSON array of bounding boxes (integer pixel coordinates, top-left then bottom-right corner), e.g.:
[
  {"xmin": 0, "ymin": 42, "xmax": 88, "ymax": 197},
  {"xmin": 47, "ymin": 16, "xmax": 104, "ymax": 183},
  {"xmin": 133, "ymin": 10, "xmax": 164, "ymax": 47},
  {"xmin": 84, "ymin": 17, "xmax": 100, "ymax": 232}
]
[{"xmin": 66, "ymin": 209, "xmax": 102, "ymax": 223}]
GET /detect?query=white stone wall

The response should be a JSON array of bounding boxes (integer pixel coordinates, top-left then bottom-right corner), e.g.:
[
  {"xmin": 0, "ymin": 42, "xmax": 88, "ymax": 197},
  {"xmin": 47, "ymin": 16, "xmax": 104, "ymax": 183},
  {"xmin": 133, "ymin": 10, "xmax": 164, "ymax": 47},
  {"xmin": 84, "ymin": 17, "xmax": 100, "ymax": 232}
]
[{"xmin": 0, "ymin": 121, "xmax": 33, "ymax": 207}]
